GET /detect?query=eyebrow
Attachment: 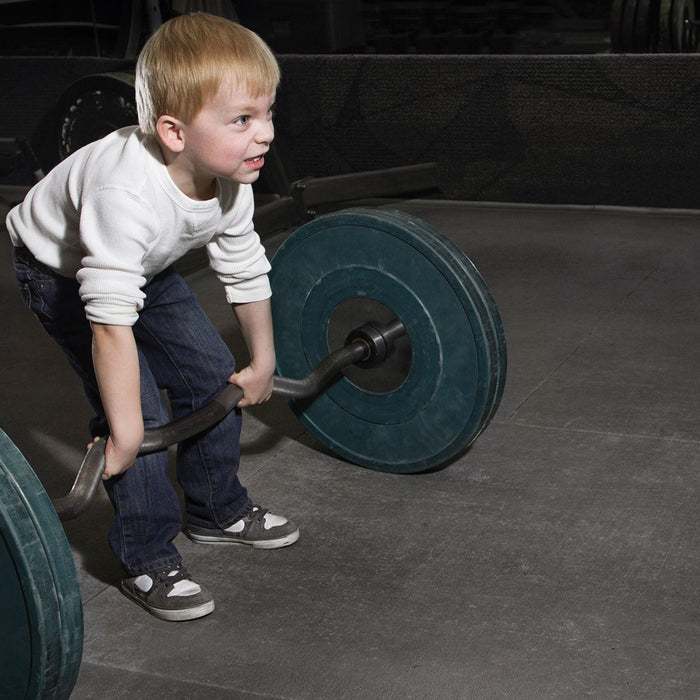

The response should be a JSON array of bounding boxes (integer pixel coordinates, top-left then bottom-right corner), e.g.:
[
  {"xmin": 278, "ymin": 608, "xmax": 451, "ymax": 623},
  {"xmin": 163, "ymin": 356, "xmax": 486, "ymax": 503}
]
[{"xmin": 226, "ymin": 99, "xmax": 275, "ymax": 114}]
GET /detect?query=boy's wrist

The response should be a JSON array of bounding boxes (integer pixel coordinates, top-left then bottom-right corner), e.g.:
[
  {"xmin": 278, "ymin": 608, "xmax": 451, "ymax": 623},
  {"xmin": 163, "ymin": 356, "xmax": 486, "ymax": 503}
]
[
  {"xmin": 109, "ymin": 427, "xmax": 144, "ymax": 454},
  {"xmin": 250, "ymin": 353, "xmax": 276, "ymax": 374}
]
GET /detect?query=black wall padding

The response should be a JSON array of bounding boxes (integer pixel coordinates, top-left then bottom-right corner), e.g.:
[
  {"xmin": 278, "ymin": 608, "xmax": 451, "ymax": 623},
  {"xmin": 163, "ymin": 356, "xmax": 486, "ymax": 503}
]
[{"xmin": 274, "ymin": 54, "xmax": 700, "ymax": 209}]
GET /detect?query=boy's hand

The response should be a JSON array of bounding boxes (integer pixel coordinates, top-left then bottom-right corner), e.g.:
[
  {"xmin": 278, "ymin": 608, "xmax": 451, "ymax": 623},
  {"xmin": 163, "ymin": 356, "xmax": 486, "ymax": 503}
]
[
  {"xmin": 229, "ymin": 363, "xmax": 274, "ymax": 407},
  {"xmin": 88, "ymin": 434, "xmax": 141, "ymax": 480},
  {"xmin": 103, "ymin": 434, "xmax": 141, "ymax": 479}
]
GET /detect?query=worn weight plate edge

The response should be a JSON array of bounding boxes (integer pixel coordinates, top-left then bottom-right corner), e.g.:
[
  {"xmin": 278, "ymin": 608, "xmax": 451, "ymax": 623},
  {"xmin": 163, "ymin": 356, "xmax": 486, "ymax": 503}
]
[
  {"xmin": 367, "ymin": 208, "xmax": 507, "ymax": 445},
  {"xmin": 0, "ymin": 429, "xmax": 83, "ymax": 700},
  {"xmin": 362, "ymin": 208, "xmax": 507, "ymax": 434}
]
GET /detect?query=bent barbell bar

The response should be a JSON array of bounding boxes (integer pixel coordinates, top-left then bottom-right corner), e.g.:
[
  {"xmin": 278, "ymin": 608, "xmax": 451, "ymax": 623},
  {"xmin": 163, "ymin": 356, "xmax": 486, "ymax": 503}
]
[{"xmin": 51, "ymin": 319, "xmax": 405, "ymax": 521}]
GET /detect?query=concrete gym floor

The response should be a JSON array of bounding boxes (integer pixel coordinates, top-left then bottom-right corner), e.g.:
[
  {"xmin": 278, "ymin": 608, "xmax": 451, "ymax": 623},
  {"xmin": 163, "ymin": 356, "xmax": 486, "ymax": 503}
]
[{"xmin": 1, "ymin": 194, "xmax": 698, "ymax": 698}]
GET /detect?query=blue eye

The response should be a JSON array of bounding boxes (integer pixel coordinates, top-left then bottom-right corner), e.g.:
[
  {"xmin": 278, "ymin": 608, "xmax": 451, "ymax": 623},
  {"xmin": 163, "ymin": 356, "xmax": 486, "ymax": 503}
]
[{"xmin": 234, "ymin": 115, "xmax": 250, "ymax": 126}]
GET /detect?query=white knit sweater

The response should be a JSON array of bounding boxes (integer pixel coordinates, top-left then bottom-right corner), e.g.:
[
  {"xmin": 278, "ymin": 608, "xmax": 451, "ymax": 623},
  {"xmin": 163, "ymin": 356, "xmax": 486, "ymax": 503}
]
[{"xmin": 6, "ymin": 126, "xmax": 271, "ymax": 325}]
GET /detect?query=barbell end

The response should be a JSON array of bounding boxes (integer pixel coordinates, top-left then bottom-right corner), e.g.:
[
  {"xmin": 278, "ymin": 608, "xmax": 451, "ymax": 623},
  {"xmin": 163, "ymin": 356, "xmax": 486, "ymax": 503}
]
[{"xmin": 344, "ymin": 317, "xmax": 407, "ymax": 368}]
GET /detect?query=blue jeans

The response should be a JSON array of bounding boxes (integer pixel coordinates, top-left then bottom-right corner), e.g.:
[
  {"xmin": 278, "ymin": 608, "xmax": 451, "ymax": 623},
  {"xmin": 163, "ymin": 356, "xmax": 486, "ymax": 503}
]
[{"xmin": 13, "ymin": 245, "xmax": 251, "ymax": 576}]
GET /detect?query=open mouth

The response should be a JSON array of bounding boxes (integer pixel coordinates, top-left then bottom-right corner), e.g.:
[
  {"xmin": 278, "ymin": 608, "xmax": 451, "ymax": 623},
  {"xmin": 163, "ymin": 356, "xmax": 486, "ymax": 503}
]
[{"xmin": 245, "ymin": 155, "xmax": 265, "ymax": 167}]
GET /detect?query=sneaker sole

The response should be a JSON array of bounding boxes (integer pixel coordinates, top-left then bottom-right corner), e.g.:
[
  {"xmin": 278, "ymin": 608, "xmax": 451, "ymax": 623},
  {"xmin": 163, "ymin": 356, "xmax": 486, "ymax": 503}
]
[
  {"xmin": 185, "ymin": 527, "xmax": 300, "ymax": 549},
  {"xmin": 120, "ymin": 586, "xmax": 215, "ymax": 622}
]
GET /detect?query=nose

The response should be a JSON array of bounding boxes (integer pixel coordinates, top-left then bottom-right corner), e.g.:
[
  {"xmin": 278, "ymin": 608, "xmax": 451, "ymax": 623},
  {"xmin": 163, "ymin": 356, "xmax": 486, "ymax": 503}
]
[{"xmin": 256, "ymin": 118, "xmax": 274, "ymax": 145}]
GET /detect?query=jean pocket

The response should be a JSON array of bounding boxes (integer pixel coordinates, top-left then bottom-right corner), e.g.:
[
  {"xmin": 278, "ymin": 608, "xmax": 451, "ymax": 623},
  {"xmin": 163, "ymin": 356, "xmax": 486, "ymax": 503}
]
[{"xmin": 17, "ymin": 278, "xmax": 58, "ymax": 324}]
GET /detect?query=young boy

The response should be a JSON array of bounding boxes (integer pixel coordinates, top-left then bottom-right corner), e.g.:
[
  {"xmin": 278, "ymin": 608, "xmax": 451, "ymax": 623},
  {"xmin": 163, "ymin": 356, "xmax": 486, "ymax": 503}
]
[{"xmin": 5, "ymin": 12, "xmax": 298, "ymax": 622}]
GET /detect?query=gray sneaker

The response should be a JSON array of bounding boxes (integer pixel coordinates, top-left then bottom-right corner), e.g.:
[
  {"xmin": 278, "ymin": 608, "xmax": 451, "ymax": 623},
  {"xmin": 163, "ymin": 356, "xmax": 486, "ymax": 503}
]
[
  {"xmin": 120, "ymin": 565, "xmax": 215, "ymax": 621},
  {"xmin": 185, "ymin": 504, "xmax": 300, "ymax": 549}
]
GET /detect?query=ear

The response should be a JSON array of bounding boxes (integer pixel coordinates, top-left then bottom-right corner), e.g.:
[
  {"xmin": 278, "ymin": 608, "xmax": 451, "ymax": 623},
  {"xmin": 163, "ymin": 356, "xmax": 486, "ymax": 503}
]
[{"xmin": 156, "ymin": 115, "xmax": 186, "ymax": 153}]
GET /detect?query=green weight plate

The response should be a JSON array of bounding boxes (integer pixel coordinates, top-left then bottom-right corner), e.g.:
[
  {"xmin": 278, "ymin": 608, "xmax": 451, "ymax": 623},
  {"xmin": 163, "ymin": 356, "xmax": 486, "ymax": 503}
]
[
  {"xmin": 0, "ymin": 528, "xmax": 31, "ymax": 697},
  {"xmin": 270, "ymin": 208, "xmax": 506, "ymax": 473},
  {"xmin": 0, "ymin": 429, "xmax": 83, "ymax": 700}
]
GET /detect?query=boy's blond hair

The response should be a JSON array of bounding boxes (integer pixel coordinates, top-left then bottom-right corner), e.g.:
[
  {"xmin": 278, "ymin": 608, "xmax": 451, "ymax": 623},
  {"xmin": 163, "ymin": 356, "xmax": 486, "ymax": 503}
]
[{"xmin": 135, "ymin": 12, "xmax": 280, "ymax": 135}]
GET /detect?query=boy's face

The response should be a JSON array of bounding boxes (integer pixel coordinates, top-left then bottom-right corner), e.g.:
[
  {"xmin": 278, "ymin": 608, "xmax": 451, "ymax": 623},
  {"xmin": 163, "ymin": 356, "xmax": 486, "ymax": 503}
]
[{"xmin": 179, "ymin": 81, "xmax": 276, "ymax": 188}]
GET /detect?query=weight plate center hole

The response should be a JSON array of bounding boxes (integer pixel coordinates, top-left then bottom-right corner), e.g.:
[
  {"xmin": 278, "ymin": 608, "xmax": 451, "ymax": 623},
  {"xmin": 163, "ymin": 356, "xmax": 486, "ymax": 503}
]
[{"xmin": 327, "ymin": 297, "xmax": 413, "ymax": 394}]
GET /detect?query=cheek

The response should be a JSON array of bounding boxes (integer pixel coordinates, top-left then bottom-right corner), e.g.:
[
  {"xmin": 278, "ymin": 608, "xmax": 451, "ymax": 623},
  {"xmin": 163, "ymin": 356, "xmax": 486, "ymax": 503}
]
[
  {"xmin": 214, "ymin": 139, "xmax": 245, "ymax": 163},
  {"xmin": 231, "ymin": 144, "xmax": 249, "ymax": 160},
  {"xmin": 206, "ymin": 144, "xmax": 241, "ymax": 169}
]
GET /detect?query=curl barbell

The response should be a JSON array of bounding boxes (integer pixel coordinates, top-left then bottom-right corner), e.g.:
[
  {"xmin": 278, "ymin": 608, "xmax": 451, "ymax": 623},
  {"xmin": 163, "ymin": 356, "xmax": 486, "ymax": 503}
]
[{"xmin": 53, "ymin": 315, "xmax": 407, "ymax": 521}]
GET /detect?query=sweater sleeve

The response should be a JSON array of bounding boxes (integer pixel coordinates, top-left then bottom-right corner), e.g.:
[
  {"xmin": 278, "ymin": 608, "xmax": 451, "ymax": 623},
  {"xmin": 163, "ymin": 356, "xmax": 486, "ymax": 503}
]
[
  {"xmin": 205, "ymin": 187, "xmax": 272, "ymax": 304},
  {"xmin": 76, "ymin": 188, "xmax": 157, "ymax": 325}
]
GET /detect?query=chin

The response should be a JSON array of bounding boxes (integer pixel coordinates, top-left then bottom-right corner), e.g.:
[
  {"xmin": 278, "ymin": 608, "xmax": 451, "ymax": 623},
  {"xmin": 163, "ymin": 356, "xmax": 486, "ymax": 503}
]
[{"xmin": 232, "ymin": 169, "xmax": 260, "ymax": 183}]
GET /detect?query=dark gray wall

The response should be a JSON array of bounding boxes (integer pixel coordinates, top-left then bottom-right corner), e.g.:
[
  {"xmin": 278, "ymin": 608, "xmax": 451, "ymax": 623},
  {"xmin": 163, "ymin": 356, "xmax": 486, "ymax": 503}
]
[
  {"xmin": 3, "ymin": 54, "xmax": 700, "ymax": 208},
  {"xmin": 274, "ymin": 54, "xmax": 700, "ymax": 209}
]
